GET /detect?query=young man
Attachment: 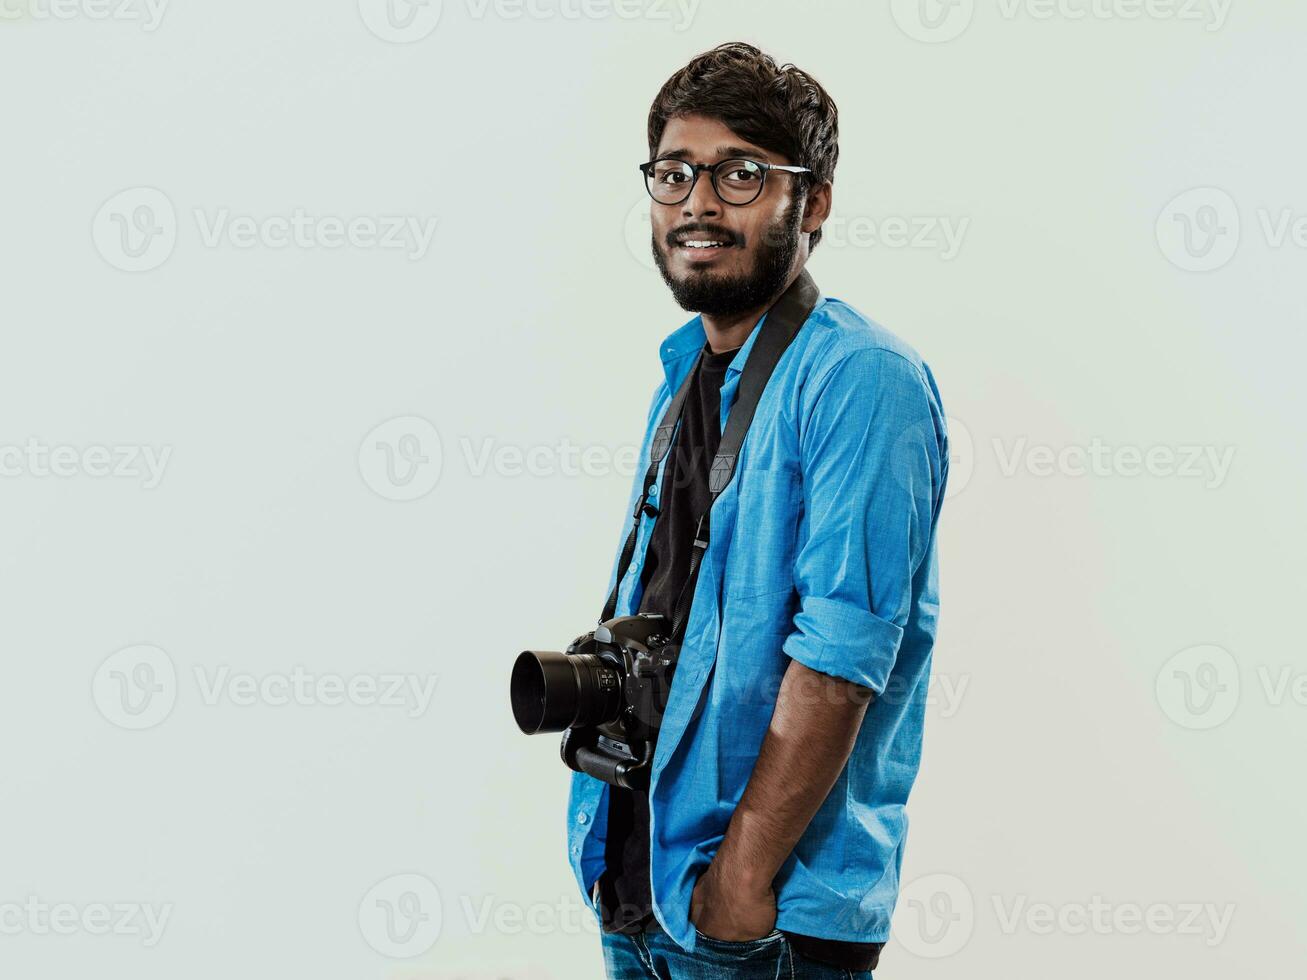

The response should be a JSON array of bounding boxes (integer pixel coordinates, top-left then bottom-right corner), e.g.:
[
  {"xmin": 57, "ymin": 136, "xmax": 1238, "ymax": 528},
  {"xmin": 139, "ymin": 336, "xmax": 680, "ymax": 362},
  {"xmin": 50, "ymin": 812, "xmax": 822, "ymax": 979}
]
[{"xmin": 568, "ymin": 42, "xmax": 950, "ymax": 978}]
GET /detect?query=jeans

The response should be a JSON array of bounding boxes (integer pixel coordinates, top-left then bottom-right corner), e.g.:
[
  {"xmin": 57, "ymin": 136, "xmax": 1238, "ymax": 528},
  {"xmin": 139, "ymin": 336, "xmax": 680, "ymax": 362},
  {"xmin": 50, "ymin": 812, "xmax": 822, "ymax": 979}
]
[{"xmin": 600, "ymin": 921, "xmax": 874, "ymax": 980}]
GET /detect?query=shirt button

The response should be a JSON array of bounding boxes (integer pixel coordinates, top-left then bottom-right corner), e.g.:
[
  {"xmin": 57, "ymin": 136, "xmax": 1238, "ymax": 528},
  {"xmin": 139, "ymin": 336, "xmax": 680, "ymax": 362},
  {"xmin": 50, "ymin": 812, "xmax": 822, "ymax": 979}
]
[
  {"xmin": 572, "ymin": 845, "xmax": 581, "ymax": 856},
  {"xmin": 648, "ymin": 484, "xmax": 659, "ymax": 498},
  {"xmin": 577, "ymin": 812, "xmax": 589, "ymax": 825}
]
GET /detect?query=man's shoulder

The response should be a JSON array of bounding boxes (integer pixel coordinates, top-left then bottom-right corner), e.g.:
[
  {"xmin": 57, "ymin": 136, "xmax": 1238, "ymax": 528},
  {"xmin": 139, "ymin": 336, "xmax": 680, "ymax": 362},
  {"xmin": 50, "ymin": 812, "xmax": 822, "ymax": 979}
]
[{"xmin": 800, "ymin": 295, "xmax": 932, "ymax": 383}]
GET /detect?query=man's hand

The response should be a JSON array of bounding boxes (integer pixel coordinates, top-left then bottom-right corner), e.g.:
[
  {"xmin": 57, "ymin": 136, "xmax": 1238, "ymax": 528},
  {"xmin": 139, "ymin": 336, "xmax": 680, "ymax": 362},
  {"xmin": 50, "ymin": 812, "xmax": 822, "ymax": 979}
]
[
  {"xmin": 686, "ymin": 659, "xmax": 873, "ymax": 943},
  {"xmin": 689, "ymin": 862, "xmax": 777, "ymax": 941}
]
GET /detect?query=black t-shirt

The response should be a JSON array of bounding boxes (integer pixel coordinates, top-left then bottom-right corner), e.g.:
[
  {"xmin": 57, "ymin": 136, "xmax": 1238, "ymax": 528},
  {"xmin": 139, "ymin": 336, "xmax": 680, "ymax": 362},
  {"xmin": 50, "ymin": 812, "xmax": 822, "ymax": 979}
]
[
  {"xmin": 596, "ymin": 341, "xmax": 884, "ymax": 973},
  {"xmin": 597, "ymin": 340, "xmax": 732, "ymax": 938}
]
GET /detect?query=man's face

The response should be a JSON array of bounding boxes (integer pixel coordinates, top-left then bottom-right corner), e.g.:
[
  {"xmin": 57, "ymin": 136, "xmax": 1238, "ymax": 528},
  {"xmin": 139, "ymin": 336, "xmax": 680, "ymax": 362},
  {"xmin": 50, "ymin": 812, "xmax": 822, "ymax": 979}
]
[{"xmin": 648, "ymin": 114, "xmax": 807, "ymax": 318}]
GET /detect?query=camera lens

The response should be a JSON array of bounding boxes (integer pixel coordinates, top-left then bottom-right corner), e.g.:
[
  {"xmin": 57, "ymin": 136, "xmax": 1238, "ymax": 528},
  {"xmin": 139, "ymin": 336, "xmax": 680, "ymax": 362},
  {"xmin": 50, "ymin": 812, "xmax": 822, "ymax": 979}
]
[{"xmin": 510, "ymin": 650, "xmax": 623, "ymax": 734}]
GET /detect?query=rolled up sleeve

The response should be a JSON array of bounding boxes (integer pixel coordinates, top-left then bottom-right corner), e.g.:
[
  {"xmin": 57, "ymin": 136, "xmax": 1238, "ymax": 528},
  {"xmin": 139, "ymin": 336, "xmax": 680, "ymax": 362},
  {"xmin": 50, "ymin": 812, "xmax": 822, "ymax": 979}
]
[{"xmin": 782, "ymin": 347, "xmax": 948, "ymax": 693}]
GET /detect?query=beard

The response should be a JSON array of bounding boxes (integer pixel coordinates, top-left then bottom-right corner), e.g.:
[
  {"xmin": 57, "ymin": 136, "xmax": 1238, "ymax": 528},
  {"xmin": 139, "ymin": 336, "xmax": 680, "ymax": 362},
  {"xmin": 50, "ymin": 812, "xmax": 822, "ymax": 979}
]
[{"xmin": 651, "ymin": 193, "xmax": 804, "ymax": 318}]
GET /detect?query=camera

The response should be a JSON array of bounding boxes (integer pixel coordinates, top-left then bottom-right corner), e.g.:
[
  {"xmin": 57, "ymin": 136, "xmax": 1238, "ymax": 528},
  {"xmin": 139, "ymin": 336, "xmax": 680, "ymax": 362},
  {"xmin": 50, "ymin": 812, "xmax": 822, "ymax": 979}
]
[{"xmin": 510, "ymin": 613, "xmax": 677, "ymax": 789}]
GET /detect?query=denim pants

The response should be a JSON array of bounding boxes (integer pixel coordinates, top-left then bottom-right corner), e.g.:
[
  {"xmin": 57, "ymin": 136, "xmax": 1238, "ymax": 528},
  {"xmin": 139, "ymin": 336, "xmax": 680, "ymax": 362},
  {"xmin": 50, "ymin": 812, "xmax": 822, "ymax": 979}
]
[{"xmin": 600, "ymin": 921, "xmax": 874, "ymax": 980}]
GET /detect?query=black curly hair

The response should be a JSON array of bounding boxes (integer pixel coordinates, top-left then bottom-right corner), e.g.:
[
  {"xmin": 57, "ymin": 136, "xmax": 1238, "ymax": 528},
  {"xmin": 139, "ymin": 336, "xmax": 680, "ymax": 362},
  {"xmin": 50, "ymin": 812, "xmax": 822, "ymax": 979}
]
[{"xmin": 647, "ymin": 42, "xmax": 839, "ymax": 249}]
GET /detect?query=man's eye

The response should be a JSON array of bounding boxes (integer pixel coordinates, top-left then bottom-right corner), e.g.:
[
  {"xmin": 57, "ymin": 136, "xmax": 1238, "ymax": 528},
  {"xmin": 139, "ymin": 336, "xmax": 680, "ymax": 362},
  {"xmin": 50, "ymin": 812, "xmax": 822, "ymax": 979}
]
[{"xmin": 722, "ymin": 167, "xmax": 760, "ymax": 183}]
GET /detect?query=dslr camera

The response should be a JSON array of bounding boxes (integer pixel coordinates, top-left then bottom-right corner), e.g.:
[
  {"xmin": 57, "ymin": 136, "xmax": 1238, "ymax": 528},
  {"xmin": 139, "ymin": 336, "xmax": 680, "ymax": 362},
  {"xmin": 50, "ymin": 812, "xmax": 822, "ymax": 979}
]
[{"xmin": 510, "ymin": 613, "xmax": 678, "ymax": 789}]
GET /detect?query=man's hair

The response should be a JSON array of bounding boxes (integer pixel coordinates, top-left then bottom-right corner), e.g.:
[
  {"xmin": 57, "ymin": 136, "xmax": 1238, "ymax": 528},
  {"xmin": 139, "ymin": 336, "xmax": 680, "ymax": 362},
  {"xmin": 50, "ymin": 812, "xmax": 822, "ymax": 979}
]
[{"xmin": 647, "ymin": 41, "xmax": 839, "ymax": 249}]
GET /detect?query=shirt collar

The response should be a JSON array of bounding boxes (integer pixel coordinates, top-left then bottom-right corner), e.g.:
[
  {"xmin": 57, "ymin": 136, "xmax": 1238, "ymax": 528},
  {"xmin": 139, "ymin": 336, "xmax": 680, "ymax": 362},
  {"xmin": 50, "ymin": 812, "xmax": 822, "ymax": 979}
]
[{"xmin": 658, "ymin": 312, "xmax": 768, "ymax": 390}]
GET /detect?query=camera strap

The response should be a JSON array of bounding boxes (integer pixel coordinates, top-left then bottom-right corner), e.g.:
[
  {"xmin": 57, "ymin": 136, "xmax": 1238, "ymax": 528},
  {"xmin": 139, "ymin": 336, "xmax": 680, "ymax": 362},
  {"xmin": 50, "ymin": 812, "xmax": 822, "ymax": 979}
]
[{"xmin": 600, "ymin": 268, "xmax": 823, "ymax": 633}]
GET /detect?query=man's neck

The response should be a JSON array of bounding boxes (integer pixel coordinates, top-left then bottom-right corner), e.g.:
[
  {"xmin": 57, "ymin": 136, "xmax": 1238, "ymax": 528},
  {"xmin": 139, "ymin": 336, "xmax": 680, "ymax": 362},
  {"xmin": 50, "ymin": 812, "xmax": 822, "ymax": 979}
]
[
  {"xmin": 701, "ymin": 307, "xmax": 764, "ymax": 354},
  {"xmin": 699, "ymin": 269, "xmax": 801, "ymax": 354}
]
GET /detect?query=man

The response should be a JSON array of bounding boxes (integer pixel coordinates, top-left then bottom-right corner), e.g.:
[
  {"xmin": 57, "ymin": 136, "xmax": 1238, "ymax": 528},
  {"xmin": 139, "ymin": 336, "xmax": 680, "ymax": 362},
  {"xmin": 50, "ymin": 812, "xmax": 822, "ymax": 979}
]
[{"xmin": 568, "ymin": 42, "xmax": 949, "ymax": 978}]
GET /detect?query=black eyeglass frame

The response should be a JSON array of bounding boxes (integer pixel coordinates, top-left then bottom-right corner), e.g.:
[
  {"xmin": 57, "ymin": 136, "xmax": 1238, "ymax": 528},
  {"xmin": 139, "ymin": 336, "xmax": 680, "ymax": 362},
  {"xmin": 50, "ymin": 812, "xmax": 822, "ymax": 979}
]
[{"xmin": 638, "ymin": 156, "xmax": 813, "ymax": 206}]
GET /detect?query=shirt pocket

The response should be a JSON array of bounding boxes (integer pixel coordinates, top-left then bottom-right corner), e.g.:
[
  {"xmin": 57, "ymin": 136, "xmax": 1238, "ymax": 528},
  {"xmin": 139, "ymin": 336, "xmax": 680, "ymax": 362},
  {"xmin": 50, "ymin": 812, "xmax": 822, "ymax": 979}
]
[{"xmin": 723, "ymin": 467, "xmax": 803, "ymax": 601}]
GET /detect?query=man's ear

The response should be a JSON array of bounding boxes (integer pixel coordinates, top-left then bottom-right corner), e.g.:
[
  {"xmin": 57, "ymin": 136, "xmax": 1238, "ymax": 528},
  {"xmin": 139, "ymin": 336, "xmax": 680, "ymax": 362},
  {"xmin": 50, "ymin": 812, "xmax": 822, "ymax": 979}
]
[{"xmin": 801, "ymin": 180, "xmax": 833, "ymax": 236}]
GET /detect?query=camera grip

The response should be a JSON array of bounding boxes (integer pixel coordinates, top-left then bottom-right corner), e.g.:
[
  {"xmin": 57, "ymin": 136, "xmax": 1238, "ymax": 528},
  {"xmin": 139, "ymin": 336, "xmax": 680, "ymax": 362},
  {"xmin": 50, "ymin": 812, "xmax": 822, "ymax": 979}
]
[{"xmin": 566, "ymin": 739, "xmax": 650, "ymax": 791}]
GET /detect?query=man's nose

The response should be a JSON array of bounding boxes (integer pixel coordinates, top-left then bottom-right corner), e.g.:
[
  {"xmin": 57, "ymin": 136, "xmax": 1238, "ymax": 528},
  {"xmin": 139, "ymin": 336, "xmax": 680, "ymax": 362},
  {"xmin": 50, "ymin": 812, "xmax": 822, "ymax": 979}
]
[{"xmin": 681, "ymin": 171, "xmax": 721, "ymax": 219}]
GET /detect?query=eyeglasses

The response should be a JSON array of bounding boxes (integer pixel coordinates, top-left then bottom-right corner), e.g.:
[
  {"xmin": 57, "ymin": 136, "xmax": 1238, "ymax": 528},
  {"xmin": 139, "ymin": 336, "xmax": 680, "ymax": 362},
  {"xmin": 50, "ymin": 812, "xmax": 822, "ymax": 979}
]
[{"xmin": 638, "ymin": 156, "xmax": 813, "ymax": 207}]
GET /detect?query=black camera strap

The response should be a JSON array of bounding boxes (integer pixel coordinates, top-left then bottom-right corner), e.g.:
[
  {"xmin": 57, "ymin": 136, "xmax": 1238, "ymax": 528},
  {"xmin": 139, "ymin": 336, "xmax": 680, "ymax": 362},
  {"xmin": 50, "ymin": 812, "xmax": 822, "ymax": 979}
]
[{"xmin": 600, "ymin": 268, "xmax": 823, "ymax": 634}]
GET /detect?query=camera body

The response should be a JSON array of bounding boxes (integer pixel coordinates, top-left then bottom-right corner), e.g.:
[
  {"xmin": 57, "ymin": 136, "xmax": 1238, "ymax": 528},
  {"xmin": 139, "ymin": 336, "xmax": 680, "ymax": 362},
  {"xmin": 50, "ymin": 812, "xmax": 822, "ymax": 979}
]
[{"xmin": 511, "ymin": 613, "xmax": 677, "ymax": 790}]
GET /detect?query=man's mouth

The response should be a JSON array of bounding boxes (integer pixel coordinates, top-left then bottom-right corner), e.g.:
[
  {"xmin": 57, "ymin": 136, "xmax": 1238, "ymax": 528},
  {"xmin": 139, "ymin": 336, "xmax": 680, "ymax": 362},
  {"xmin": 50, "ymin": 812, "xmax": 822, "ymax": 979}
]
[{"xmin": 672, "ymin": 234, "xmax": 738, "ymax": 260}]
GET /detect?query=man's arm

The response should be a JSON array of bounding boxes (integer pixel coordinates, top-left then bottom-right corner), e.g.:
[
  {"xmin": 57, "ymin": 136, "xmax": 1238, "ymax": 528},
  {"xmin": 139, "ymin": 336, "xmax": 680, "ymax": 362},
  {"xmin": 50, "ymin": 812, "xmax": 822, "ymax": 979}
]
[
  {"xmin": 691, "ymin": 347, "xmax": 948, "ymax": 941},
  {"xmin": 690, "ymin": 660, "xmax": 873, "ymax": 939}
]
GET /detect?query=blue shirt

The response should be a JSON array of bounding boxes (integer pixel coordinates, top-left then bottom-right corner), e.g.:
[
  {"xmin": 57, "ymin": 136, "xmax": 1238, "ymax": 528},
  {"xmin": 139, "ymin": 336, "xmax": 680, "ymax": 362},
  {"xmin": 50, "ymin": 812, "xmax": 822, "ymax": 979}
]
[{"xmin": 566, "ymin": 283, "xmax": 949, "ymax": 950}]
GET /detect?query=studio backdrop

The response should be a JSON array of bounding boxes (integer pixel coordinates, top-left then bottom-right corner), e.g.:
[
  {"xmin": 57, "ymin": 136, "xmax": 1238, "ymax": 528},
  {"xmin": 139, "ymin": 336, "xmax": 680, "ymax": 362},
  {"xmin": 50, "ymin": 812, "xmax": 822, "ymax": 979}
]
[{"xmin": 2, "ymin": 2, "xmax": 1303, "ymax": 978}]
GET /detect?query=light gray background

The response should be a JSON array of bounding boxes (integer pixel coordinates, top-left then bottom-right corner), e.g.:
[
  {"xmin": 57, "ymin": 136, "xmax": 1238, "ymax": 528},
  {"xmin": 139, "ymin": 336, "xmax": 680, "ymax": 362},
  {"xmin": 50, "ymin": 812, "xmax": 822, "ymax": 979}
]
[{"xmin": 2, "ymin": 1, "xmax": 1304, "ymax": 977}]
